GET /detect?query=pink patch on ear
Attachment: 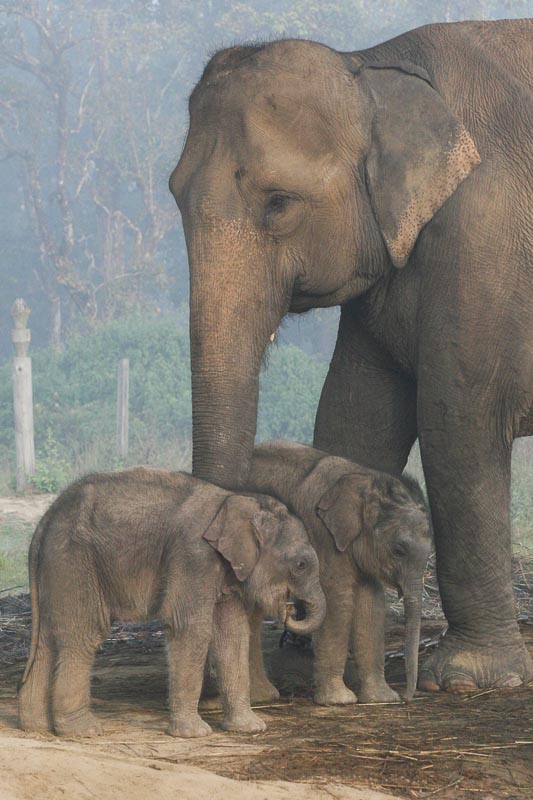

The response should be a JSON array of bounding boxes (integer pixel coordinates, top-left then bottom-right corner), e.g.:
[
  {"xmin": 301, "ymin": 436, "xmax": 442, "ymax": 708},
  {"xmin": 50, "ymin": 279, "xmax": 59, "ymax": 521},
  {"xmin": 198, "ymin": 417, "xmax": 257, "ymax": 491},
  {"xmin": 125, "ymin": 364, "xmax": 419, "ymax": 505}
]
[{"xmin": 387, "ymin": 127, "xmax": 480, "ymax": 267}]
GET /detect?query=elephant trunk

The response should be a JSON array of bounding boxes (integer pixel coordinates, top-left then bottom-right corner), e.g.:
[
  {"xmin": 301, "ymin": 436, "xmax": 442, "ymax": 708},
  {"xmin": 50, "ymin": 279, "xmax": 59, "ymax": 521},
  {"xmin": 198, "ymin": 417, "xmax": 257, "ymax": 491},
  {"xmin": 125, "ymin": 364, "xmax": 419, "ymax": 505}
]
[
  {"xmin": 285, "ymin": 581, "xmax": 327, "ymax": 636},
  {"xmin": 403, "ymin": 586, "xmax": 423, "ymax": 701},
  {"xmin": 188, "ymin": 223, "xmax": 289, "ymax": 488}
]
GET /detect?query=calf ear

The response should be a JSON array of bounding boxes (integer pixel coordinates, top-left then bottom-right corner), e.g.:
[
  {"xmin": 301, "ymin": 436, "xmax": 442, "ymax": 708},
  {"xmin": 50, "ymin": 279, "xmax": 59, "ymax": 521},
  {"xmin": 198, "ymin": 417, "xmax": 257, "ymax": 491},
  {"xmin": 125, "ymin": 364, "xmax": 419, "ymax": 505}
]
[
  {"xmin": 203, "ymin": 495, "xmax": 260, "ymax": 581},
  {"xmin": 317, "ymin": 473, "xmax": 383, "ymax": 552},
  {"xmin": 360, "ymin": 62, "xmax": 480, "ymax": 268},
  {"xmin": 316, "ymin": 474, "xmax": 364, "ymax": 552}
]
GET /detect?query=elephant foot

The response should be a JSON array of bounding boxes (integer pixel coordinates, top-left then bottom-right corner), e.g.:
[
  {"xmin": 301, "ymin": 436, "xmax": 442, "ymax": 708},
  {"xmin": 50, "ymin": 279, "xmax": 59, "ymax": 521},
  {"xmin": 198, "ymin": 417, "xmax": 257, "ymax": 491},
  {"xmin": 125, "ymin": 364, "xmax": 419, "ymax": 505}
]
[
  {"xmin": 250, "ymin": 677, "xmax": 280, "ymax": 704},
  {"xmin": 314, "ymin": 681, "xmax": 357, "ymax": 706},
  {"xmin": 54, "ymin": 710, "xmax": 103, "ymax": 738},
  {"xmin": 222, "ymin": 710, "xmax": 267, "ymax": 733},
  {"xmin": 167, "ymin": 714, "xmax": 212, "ymax": 738},
  {"xmin": 200, "ymin": 680, "xmax": 280, "ymax": 710},
  {"xmin": 418, "ymin": 632, "xmax": 533, "ymax": 693},
  {"xmin": 198, "ymin": 694, "xmax": 223, "ymax": 711},
  {"xmin": 19, "ymin": 714, "xmax": 52, "ymax": 733},
  {"xmin": 358, "ymin": 680, "xmax": 401, "ymax": 704}
]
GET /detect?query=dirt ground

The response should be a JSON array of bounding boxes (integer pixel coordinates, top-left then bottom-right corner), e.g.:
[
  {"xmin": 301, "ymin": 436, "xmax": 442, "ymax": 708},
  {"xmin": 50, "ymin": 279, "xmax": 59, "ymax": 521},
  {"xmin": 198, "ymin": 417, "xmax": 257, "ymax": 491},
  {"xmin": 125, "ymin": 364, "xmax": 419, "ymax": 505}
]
[
  {"xmin": 0, "ymin": 494, "xmax": 56, "ymax": 526},
  {"xmin": 0, "ymin": 496, "xmax": 532, "ymax": 799}
]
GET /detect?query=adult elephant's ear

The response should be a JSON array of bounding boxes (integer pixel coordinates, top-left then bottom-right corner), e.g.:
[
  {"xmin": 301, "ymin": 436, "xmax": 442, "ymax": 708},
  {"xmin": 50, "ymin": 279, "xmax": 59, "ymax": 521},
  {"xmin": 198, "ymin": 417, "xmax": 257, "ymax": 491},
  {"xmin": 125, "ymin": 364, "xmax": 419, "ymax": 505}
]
[
  {"xmin": 203, "ymin": 495, "xmax": 261, "ymax": 581},
  {"xmin": 360, "ymin": 61, "xmax": 480, "ymax": 268},
  {"xmin": 317, "ymin": 473, "xmax": 378, "ymax": 552}
]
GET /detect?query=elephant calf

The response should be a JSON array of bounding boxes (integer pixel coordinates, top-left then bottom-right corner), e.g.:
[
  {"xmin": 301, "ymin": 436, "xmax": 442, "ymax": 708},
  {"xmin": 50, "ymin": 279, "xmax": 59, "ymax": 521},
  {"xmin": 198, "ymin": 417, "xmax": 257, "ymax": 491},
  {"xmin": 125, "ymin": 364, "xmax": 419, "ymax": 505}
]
[
  {"xmin": 18, "ymin": 467, "xmax": 325, "ymax": 738},
  {"xmin": 246, "ymin": 442, "xmax": 432, "ymax": 705}
]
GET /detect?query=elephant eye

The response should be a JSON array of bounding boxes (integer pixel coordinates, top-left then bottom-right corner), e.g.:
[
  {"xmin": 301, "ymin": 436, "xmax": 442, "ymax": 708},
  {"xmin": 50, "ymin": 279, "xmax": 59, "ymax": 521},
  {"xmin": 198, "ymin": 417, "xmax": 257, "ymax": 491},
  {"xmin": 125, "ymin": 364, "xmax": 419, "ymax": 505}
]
[
  {"xmin": 266, "ymin": 193, "xmax": 292, "ymax": 215},
  {"xmin": 391, "ymin": 542, "xmax": 407, "ymax": 558},
  {"xmin": 292, "ymin": 557, "xmax": 308, "ymax": 575}
]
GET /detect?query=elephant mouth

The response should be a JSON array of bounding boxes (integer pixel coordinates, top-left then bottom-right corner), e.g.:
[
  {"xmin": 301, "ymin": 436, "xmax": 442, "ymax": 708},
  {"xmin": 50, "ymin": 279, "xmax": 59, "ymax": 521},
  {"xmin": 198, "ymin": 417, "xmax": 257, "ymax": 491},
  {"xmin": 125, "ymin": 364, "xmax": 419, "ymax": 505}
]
[
  {"xmin": 279, "ymin": 600, "xmax": 297, "ymax": 626},
  {"xmin": 274, "ymin": 592, "xmax": 295, "ymax": 626}
]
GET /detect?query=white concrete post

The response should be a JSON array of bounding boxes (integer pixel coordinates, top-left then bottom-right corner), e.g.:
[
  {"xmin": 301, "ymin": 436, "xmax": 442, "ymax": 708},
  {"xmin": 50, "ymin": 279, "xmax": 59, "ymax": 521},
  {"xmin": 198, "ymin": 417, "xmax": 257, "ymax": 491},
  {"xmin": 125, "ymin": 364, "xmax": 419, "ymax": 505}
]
[
  {"xmin": 11, "ymin": 299, "xmax": 35, "ymax": 492},
  {"xmin": 117, "ymin": 358, "xmax": 129, "ymax": 459}
]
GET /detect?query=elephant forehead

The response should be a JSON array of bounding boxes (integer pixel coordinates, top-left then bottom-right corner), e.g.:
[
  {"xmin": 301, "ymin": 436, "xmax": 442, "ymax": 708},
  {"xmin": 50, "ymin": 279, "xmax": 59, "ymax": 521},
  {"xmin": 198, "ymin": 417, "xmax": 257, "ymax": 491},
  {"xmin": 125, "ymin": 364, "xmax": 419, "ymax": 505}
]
[
  {"xmin": 402, "ymin": 507, "xmax": 432, "ymax": 541},
  {"xmin": 193, "ymin": 63, "xmax": 354, "ymax": 152},
  {"xmin": 243, "ymin": 96, "xmax": 337, "ymax": 161}
]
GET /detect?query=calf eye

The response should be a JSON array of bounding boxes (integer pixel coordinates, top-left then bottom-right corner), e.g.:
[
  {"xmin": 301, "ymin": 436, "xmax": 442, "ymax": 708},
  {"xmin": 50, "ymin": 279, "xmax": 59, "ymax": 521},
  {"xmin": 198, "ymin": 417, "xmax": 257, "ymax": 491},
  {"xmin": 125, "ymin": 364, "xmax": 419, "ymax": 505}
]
[
  {"xmin": 391, "ymin": 543, "xmax": 407, "ymax": 557},
  {"xmin": 292, "ymin": 557, "xmax": 308, "ymax": 574}
]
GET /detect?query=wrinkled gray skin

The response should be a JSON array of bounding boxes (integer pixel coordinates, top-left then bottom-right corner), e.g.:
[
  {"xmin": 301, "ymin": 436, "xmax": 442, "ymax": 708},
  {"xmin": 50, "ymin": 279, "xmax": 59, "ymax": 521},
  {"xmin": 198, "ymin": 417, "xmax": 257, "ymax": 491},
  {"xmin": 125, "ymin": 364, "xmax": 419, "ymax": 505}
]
[
  {"xmin": 246, "ymin": 442, "xmax": 431, "ymax": 705},
  {"xmin": 18, "ymin": 467, "xmax": 325, "ymax": 739},
  {"xmin": 170, "ymin": 20, "xmax": 533, "ymax": 691}
]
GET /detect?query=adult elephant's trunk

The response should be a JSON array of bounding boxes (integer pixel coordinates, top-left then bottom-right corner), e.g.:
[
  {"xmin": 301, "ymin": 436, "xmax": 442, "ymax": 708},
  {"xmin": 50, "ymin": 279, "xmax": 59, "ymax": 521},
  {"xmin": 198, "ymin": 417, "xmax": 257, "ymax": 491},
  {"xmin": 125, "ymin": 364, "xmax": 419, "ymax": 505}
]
[
  {"xmin": 403, "ymin": 586, "xmax": 423, "ymax": 701},
  {"xmin": 188, "ymin": 221, "xmax": 288, "ymax": 488}
]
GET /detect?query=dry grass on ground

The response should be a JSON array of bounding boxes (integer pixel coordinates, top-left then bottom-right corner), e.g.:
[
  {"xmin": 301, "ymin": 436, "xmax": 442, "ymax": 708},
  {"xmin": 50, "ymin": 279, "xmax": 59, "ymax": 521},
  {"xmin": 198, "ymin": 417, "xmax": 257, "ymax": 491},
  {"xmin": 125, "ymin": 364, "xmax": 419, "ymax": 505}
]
[
  {"xmin": 0, "ymin": 592, "xmax": 532, "ymax": 800},
  {"xmin": 0, "ymin": 487, "xmax": 532, "ymax": 799}
]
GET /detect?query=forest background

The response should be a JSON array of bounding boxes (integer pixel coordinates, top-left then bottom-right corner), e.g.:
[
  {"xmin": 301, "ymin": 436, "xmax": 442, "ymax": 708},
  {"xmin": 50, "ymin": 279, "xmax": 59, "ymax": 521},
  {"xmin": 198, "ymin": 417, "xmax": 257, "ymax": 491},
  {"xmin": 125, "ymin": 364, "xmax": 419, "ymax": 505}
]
[{"xmin": 0, "ymin": 2, "xmax": 530, "ymax": 567}]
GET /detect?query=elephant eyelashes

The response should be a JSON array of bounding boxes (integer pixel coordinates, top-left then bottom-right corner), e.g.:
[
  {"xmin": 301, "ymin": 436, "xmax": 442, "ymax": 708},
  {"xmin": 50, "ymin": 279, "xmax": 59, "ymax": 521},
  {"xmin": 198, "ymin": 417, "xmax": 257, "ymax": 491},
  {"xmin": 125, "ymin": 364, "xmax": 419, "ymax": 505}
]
[{"xmin": 391, "ymin": 543, "xmax": 408, "ymax": 557}]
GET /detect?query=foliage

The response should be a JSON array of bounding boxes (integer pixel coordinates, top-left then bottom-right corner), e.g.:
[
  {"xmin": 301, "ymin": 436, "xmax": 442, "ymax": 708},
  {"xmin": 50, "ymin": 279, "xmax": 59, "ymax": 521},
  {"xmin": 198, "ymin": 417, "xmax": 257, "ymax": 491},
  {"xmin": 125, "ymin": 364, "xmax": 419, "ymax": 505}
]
[
  {"xmin": 31, "ymin": 428, "xmax": 70, "ymax": 493},
  {"xmin": 0, "ymin": 312, "xmax": 327, "ymax": 481},
  {"xmin": 1, "ymin": 1, "xmax": 531, "ymax": 355},
  {"xmin": 0, "ymin": 520, "xmax": 33, "ymax": 592},
  {"xmin": 258, "ymin": 343, "xmax": 327, "ymax": 442}
]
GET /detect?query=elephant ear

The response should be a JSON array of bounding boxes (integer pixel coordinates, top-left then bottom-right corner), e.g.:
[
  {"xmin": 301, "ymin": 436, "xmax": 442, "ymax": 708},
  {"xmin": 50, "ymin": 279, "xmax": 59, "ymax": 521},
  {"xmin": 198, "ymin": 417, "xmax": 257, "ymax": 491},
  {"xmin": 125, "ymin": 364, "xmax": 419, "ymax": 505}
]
[
  {"xmin": 203, "ymin": 495, "xmax": 261, "ymax": 581},
  {"xmin": 316, "ymin": 473, "xmax": 378, "ymax": 552},
  {"xmin": 361, "ymin": 62, "xmax": 480, "ymax": 268}
]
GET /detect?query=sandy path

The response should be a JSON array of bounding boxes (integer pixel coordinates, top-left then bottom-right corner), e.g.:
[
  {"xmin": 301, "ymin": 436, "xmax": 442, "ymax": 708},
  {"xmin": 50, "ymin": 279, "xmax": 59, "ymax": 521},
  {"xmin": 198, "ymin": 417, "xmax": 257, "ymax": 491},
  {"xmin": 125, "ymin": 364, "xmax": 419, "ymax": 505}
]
[
  {"xmin": 0, "ymin": 733, "xmax": 399, "ymax": 800},
  {"xmin": 0, "ymin": 494, "xmax": 55, "ymax": 526}
]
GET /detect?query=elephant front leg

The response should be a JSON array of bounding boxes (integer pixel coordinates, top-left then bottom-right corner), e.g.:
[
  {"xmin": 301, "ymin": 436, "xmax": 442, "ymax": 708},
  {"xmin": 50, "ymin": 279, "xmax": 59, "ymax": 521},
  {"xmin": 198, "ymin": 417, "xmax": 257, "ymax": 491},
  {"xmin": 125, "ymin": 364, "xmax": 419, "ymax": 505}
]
[
  {"xmin": 166, "ymin": 612, "xmax": 213, "ymax": 738},
  {"xmin": 199, "ymin": 607, "xmax": 279, "ymax": 710},
  {"xmin": 418, "ymin": 402, "xmax": 533, "ymax": 692},
  {"xmin": 248, "ymin": 606, "xmax": 280, "ymax": 703},
  {"xmin": 211, "ymin": 597, "xmax": 266, "ymax": 733},
  {"xmin": 313, "ymin": 584, "xmax": 357, "ymax": 705},
  {"xmin": 352, "ymin": 578, "xmax": 400, "ymax": 704},
  {"xmin": 314, "ymin": 307, "xmax": 417, "ymax": 474}
]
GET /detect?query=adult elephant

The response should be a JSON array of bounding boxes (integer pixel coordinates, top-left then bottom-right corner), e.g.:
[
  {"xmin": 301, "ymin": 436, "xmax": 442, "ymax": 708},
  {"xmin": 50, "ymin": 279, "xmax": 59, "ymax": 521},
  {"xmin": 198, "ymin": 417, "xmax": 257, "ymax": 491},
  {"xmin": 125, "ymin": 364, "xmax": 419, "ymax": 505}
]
[{"xmin": 169, "ymin": 19, "xmax": 533, "ymax": 692}]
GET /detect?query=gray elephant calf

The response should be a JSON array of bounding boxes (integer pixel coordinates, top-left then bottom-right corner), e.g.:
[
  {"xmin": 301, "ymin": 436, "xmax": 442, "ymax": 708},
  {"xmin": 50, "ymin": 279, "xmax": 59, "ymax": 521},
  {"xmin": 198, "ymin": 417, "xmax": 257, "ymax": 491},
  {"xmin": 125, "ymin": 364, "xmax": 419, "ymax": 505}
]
[
  {"xmin": 246, "ymin": 442, "xmax": 432, "ymax": 705},
  {"xmin": 18, "ymin": 467, "xmax": 325, "ymax": 738}
]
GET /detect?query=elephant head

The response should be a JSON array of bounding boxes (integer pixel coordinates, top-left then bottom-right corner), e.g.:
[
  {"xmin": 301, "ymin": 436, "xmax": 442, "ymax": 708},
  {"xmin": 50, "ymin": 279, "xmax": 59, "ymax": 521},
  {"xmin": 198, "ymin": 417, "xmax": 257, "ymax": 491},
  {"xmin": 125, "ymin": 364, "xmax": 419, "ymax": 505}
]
[
  {"xmin": 316, "ymin": 470, "xmax": 432, "ymax": 699},
  {"xmin": 203, "ymin": 493, "xmax": 326, "ymax": 636},
  {"xmin": 169, "ymin": 40, "xmax": 479, "ymax": 488}
]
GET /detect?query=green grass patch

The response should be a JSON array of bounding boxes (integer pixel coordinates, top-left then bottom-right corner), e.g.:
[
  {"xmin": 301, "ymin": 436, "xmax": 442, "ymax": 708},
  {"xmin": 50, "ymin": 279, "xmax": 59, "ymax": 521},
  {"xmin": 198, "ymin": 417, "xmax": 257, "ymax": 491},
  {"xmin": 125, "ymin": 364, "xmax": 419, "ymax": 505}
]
[{"xmin": 0, "ymin": 520, "xmax": 33, "ymax": 593}]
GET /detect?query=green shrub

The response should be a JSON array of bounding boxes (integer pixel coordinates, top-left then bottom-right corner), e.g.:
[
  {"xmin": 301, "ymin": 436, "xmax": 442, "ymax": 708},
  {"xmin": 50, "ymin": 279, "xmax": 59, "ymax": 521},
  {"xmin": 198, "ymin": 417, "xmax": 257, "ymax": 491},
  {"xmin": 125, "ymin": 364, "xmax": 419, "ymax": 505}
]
[
  {"xmin": 258, "ymin": 344, "xmax": 327, "ymax": 443},
  {"xmin": 31, "ymin": 428, "xmax": 70, "ymax": 493},
  {"xmin": 0, "ymin": 312, "xmax": 328, "ymax": 481}
]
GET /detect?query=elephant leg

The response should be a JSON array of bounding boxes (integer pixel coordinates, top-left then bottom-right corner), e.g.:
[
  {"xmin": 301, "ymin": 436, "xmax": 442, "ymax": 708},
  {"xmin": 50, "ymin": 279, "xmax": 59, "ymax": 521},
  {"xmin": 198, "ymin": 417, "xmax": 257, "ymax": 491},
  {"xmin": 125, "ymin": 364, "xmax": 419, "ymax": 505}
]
[
  {"xmin": 352, "ymin": 578, "xmax": 400, "ymax": 703},
  {"xmin": 314, "ymin": 307, "xmax": 417, "ymax": 474},
  {"xmin": 18, "ymin": 627, "xmax": 54, "ymax": 732},
  {"xmin": 248, "ymin": 606, "xmax": 280, "ymax": 703},
  {"xmin": 313, "ymin": 582, "xmax": 357, "ymax": 705},
  {"xmin": 166, "ymin": 611, "xmax": 213, "ymax": 738},
  {"xmin": 417, "ymin": 395, "xmax": 533, "ymax": 691},
  {"xmin": 200, "ymin": 607, "xmax": 279, "ymax": 710},
  {"xmin": 52, "ymin": 645, "xmax": 102, "ymax": 737},
  {"xmin": 211, "ymin": 597, "xmax": 266, "ymax": 733}
]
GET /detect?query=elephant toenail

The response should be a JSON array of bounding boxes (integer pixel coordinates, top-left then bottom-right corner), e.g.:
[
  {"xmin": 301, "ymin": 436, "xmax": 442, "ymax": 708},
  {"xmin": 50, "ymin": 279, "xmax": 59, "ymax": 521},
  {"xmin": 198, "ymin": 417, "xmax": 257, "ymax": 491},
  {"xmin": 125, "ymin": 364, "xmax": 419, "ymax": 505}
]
[
  {"xmin": 494, "ymin": 673, "xmax": 522, "ymax": 688},
  {"xmin": 442, "ymin": 673, "xmax": 478, "ymax": 693},
  {"xmin": 417, "ymin": 672, "xmax": 440, "ymax": 692}
]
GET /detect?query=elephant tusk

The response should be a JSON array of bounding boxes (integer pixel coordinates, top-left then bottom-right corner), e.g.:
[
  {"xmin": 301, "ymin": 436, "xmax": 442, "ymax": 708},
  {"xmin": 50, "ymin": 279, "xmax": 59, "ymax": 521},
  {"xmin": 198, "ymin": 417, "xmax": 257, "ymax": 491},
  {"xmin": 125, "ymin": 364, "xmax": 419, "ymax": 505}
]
[{"xmin": 269, "ymin": 332, "xmax": 276, "ymax": 342}]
